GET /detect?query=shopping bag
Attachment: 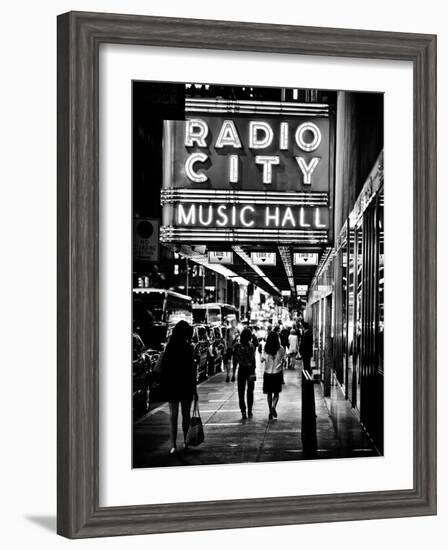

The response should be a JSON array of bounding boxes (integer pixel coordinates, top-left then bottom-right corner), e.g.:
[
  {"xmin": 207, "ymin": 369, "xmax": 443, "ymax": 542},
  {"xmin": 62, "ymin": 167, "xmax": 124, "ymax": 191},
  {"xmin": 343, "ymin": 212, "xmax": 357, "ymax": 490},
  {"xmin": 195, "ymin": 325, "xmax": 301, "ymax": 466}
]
[
  {"xmin": 185, "ymin": 400, "xmax": 204, "ymax": 447},
  {"xmin": 153, "ymin": 350, "xmax": 164, "ymax": 378}
]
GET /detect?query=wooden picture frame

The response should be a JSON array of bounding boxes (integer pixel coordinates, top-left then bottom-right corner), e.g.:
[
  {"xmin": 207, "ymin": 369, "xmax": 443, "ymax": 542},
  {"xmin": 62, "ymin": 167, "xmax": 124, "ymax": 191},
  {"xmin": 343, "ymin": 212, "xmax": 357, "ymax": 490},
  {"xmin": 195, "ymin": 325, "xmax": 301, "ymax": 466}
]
[{"xmin": 57, "ymin": 11, "xmax": 437, "ymax": 538}]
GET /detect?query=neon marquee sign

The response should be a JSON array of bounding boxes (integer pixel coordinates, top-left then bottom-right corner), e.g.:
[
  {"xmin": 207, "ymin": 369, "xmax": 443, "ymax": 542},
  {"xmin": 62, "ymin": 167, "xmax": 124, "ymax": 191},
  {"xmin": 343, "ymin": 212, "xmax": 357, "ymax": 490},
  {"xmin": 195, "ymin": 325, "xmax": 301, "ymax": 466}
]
[{"xmin": 161, "ymin": 101, "xmax": 333, "ymax": 244}]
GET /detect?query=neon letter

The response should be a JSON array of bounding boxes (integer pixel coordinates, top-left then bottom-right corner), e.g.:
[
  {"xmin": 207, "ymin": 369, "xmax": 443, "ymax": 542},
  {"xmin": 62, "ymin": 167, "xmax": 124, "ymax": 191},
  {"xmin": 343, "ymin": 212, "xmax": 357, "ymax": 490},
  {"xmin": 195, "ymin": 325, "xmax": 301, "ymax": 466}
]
[
  {"xmin": 177, "ymin": 204, "xmax": 196, "ymax": 225},
  {"xmin": 295, "ymin": 122, "xmax": 322, "ymax": 152},
  {"xmin": 315, "ymin": 208, "xmax": 327, "ymax": 228},
  {"xmin": 255, "ymin": 155, "xmax": 280, "ymax": 184},
  {"xmin": 249, "ymin": 121, "xmax": 274, "ymax": 149},
  {"xmin": 231, "ymin": 206, "xmax": 237, "ymax": 226},
  {"xmin": 229, "ymin": 155, "xmax": 239, "ymax": 183},
  {"xmin": 198, "ymin": 205, "xmax": 213, "ymax": 226},
  {"xmin": 240, "ymin": 206, "xmax": 255, "ymax": 227},
  {"xmin": 215, "ymin": 120, "xmax": 242, "ymax": 148},
  {"xmin": 296, "ymin": 157, "xmax": 320, "ymax": 185},
  {"xmin": 185, "ymin": 152, "xmax": 208, "ymax": 183},
  {"xmin": 216, "ymin": 205, "xmax": 229, "ymax": 227},
  {"xmin": 265, "ymin": 206, "xmax": 280, "ymax": 227},
  {"xmin": 281, "ymin": 207, "xmax": 296, "ymax": 227},
  {"xmin": 185, "ymin": 119, "xmax": 208, "ymax": 147},
  {"xmin": 299, "ymin": 207, "xmax": 311, "ymax": 227},
  {"xmin": 280, "ymin": 122, "xmax": 289, "ymax": 150}
]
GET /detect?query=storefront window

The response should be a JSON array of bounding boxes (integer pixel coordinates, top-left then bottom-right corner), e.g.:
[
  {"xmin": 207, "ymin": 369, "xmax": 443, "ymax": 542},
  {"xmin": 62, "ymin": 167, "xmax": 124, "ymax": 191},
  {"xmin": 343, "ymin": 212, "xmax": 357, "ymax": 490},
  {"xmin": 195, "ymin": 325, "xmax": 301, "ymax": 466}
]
[
  {"xmin": 341, "ymin": 238, "xmax": 348, "ymax": 390},
  {"xmin": 347, "ymin": 225, "xmax": 356, "ymax": 405},
  {"xmin": 355, "ymin": 221, "xmax": 363, "ymax": 410},
  {"xmin": 378, "ymin": 190, "xmax": 384, "ymax": 375},
  {"xmin": 333, "ymin": 242, "xmax": 346, "ymax": 386}
]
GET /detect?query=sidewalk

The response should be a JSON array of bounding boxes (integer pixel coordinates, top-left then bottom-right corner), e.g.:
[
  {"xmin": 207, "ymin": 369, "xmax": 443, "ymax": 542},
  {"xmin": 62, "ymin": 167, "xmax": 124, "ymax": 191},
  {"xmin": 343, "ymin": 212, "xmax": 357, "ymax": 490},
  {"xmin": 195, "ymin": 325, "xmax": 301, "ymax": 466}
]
[{"xmin": 133, "ymin": 356, "xmax": 378, "ymax": 468}]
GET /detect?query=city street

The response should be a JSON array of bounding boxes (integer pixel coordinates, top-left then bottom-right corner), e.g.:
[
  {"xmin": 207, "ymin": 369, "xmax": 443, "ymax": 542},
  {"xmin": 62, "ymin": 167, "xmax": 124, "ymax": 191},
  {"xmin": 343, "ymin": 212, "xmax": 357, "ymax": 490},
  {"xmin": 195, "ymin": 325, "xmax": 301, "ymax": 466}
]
[
  {"xmin": 133, "ymin": 355, "xmax": 378, "ymax": 468},
  {"xmin": 132, "ymin": 82, "xmax": 386, "ymax": 467}
]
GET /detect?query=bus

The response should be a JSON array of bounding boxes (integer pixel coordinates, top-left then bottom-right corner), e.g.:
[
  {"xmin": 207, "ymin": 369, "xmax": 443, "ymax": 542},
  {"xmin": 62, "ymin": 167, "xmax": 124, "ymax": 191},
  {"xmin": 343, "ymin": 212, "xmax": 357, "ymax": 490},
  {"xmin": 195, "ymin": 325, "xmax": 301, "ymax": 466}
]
[
  {"xmin": 133, "ymin": 288, "xmax": 193, "ymax": 350},
  {"xmin": 192, "ymin": 303, "xmax": 239, "ymax": 326}
]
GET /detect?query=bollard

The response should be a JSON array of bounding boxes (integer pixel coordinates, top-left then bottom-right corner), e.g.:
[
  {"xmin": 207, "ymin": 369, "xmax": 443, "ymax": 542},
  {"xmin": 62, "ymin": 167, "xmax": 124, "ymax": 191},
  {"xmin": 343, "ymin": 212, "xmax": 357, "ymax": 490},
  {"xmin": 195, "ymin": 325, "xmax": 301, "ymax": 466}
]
[{"xmin": 301, "ymin": 369, "xmax": 317, "ymax": 457}]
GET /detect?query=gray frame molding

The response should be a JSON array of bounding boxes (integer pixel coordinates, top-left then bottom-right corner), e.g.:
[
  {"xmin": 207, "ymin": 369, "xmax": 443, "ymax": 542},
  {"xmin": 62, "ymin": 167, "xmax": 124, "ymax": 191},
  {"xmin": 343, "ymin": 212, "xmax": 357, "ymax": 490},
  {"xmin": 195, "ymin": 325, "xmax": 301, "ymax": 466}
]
[{"xmin": 57, "ymin": 11, "xmax": 437, "ymax": 539}]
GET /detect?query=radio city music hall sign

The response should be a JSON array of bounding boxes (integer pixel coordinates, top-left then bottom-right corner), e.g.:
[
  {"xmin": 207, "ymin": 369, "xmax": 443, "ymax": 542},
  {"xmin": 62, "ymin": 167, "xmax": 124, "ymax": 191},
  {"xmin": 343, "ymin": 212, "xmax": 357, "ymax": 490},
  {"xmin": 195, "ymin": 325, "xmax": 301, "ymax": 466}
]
[{"xmin": 162, "ymin": 111, "xmax": 333, "ymax": 244}]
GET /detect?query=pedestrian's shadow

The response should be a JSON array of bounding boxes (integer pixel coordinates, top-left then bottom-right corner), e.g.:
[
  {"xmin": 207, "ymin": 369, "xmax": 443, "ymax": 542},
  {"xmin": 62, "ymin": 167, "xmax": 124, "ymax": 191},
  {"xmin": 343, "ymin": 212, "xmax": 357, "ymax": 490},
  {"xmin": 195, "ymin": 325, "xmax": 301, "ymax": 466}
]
[{"xmin": 25, "ymin": 515, "xmax": 56, "ymax": 533}]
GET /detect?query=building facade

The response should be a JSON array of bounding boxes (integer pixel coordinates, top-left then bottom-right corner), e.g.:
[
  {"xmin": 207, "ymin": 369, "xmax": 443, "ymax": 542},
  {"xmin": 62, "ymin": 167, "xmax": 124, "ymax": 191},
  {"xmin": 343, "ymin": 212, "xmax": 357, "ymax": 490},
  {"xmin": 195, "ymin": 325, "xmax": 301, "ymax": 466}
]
[{"xmin": 306, "ymin": 92, "xmax": 384, "ymax": 453}]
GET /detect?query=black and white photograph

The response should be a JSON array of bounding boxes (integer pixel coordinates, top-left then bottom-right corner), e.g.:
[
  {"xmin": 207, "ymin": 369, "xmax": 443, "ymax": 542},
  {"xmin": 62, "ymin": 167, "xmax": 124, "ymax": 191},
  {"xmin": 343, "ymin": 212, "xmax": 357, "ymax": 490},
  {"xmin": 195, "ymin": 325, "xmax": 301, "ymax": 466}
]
[{"xmin": 132, "ymin": 81, "xmax": 384, "ymax": 468}]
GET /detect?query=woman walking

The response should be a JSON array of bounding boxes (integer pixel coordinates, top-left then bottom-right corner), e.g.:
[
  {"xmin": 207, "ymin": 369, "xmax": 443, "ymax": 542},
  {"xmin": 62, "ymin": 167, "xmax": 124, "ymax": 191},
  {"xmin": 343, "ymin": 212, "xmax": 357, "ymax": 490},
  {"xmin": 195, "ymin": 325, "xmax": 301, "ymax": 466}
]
[
  {"xmin": 224, "ymin": 320, "xmax": 238, "ymax": 383},
  {"xmin": 233, "ymin": 327, "xmax": 256, "ymax": 420},
  {"xmin": 287, "ymin": 328, "xmax": 299, "ymax": 369},
  {"xmin": 261, "ymin": 331, "xmax": 285, "ymax": 419},
  {"xmin": 159, "ymin": 320, "xmax": 198, "ymax": 454}
]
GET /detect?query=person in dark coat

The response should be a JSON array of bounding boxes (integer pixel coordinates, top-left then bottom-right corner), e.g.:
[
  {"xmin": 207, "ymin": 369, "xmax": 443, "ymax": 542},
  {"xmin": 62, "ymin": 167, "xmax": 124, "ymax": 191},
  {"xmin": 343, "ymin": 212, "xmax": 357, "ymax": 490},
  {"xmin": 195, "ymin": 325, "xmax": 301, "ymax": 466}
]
[
  {"xmin": 250, "ymin": 327, "xmax": 259, "ymax": 351},
  {"xmin": 279, "ymin": 326, "xmax": 290, "ymax": 350},
  {"xmin": 160, "ymin": 320, "xmax": 198, "ymax": 454},
  {"xmin": 233, "ymin": 328, "xmax": 256, "ymax": 420},
  {"xmin": 224, "ymin": 320, "xmax": 238, "ymax": 383},
  {"xmin": 299, "ymin": 321, "xmax": 314, "ymax": 374}
]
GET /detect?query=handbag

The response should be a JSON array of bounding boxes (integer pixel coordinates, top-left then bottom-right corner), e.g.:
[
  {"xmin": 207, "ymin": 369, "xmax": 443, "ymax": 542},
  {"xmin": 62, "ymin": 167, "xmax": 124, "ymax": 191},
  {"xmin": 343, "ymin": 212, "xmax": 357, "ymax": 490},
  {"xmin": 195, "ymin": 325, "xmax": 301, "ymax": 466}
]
[
  {"xmin": 153, "ymin": 350, "xmax": 164, "ymax": 377},
  {"xmin": 185, "ymin": 399, "xmax": 205, "ymax": 447},
  {"xmin": 248, "ymin": 373, "xmax": 257, "ymax": 382}
]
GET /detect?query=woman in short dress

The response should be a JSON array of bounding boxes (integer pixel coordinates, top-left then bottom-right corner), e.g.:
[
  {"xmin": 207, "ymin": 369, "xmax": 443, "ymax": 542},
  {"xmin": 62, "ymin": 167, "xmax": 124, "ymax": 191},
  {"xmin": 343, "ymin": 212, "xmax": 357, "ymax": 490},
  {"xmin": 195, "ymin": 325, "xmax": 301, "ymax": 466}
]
[
  {"xmin": 287, "ymin": 328, "xmax": 299, "ymax": 369},
  {"xmin": 261, "ymin": 331, "xmax": 285, "ymax": 419}
]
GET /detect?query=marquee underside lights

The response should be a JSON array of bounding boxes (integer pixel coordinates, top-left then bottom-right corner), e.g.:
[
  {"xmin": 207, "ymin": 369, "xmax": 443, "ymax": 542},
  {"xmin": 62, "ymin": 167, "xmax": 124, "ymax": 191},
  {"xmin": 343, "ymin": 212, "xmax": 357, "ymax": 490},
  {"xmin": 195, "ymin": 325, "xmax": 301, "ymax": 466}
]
[
  {"xmin": 161, "ymin": 189, "xmax": 329, "ymax": 206},
  {"xmin": 278, "ymin": 246, "xmax": 296, "ymax": 293},
  {"xmin": 160, "ymin": 227, "xmax": 328, "ymax": 244},
  {"xmin": 166, "ymin": 243, "xmax": 249, "ymax": 287},
  {"xmin": 233, "ymin": 246, "xmax": 281, "ymax": 295},
  {"xmin": 185, "ymin": 98, "xmax": 330, "ymax": 117}
]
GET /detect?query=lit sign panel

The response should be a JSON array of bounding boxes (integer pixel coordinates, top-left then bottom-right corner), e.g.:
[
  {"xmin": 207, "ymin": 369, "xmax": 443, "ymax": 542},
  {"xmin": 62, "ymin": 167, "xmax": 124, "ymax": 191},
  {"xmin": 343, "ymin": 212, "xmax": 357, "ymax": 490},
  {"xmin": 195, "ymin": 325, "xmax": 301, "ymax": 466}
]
[
  {"xmin": 208, "ymin": 251, "xmax": 234, "ymax": 264},
  {"xmin": 251, "ymin": 252, "xmax": 276, "ymax": 266},
  {"xmin": 293, "ymin": 252, "xmax": 319, "ymax": 265},
  {"xmin": 161, "ymin": 101, "xmax": 333, "ymax": 245},
  {"xmin": 296, "ymin": 284, "xmax": 308, "ymax": 296}
]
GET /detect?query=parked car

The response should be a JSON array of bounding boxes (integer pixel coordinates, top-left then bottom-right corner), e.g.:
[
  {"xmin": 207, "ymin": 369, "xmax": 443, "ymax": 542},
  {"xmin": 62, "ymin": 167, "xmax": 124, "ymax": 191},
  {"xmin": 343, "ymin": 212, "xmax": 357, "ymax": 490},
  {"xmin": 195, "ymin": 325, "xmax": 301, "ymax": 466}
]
[
  {"xmin": 207, "ymin": 325, "xmax": 225, "ymax": 375},
  {"xmin": 192, "ymin": 325, "xmax": 211, "ymax": 382},
  {"xmin": 132, "ymin": 332, "xmax": 152, "ymax": 415}
]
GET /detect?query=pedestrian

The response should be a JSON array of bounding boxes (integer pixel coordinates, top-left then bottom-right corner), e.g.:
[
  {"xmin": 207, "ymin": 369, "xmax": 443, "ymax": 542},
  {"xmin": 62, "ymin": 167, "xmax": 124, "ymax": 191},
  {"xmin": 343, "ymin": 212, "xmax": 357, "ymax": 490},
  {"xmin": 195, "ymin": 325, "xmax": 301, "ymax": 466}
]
[
  {"xmin": 287, "ymin": 328, "xmax": 299, "ymax": 369},
  {"xmin": 299, "ymin": 321, "xmax": 314, "ymax": 374},
  {"xmin": 279, "ymin": 325, "xmax": 290, "ymax": 350},
  {"xmin": 233, "ymin": 327, "xmax": 256, "ymax": 420},
  {"xmin": 261, "ymin": 330, "xmax": 285, "ymax": 419},
  {"xmin": 249, "ymin": 326, "xmax": 259, "ymax": 351},
  {"xmin": 159, "ymin": 320, "xmax": 198, "ymax": 455},
  {"xmin": 224, "ymin": 320, "xmax": 237, "ymax": 382}
]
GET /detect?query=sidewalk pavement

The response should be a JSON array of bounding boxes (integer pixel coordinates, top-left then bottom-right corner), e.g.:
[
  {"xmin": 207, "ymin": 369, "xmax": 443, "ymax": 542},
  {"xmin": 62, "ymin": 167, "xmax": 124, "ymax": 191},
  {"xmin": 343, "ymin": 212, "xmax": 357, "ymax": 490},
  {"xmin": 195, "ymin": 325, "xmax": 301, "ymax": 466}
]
[{"xmin": 133, "ymin": 356, "xmax": 378, "ymax": 468}]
